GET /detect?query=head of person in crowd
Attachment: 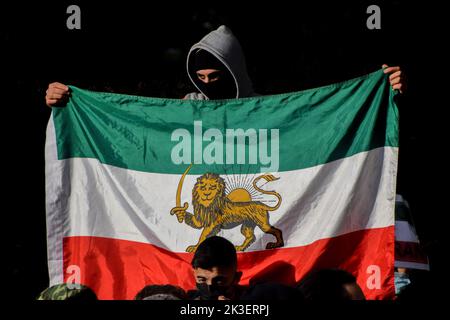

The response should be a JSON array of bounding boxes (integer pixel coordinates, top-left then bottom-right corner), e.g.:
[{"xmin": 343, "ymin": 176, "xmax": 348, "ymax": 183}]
[
  {"xmin": 297, "ymin": 268, "xmax": 365, "ymax": 301},
  {"xmin": 134, "ymin": 284, "xmax": 187, "ymax": 300},
  {"xmin": 240, "ymin": 282, "xmax": 305, "ymax": 301},
  {"xmin": 189, "ymin": 236, "xmax": 243, "ymax": 300},
  {"xmin": 184, "ymin": 25, "xmax": 256, "ymax": 100},
  {"xmin": 36, "ymin": 283, "xmax": 98, "ymax": 300}
]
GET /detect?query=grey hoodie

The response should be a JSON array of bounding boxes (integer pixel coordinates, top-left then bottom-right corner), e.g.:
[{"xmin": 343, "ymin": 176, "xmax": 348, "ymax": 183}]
[{"xmin": 185, "ymin": 25, "xmax": 256, "ymax": 100}]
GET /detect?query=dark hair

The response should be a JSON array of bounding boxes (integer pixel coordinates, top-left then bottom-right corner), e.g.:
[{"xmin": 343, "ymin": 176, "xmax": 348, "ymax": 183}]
[
  {"xmin": 134, "ymin": 284, "xmax": 187, "ymax": 300},
  {"xmin": 191, "ymin": 236, "xmax": 237, "ymax": 270},
  {"xmin": 297, "ymin": 268, "xmax": 358, "ymax": 301}
]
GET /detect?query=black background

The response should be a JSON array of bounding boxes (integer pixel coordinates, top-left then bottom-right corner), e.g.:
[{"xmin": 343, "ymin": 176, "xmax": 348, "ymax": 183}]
[{"xmin": 2, "ymin": 0, "xmax": 448, "ymax": 304}]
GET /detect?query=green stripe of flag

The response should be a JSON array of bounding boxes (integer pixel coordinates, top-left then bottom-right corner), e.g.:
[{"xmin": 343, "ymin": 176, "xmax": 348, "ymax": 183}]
[{"xmin": 53, "ymin": 69, "xmax": 398, "ymax": 175}]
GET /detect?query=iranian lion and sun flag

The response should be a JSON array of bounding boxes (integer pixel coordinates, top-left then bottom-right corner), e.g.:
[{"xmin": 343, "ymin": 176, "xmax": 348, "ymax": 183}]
[{"xmin": 44, "ymin": 69, "xmax": 399, "ymax": 299}]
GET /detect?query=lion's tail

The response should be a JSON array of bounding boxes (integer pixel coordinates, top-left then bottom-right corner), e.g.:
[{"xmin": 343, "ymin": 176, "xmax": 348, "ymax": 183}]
[{"xmin": 252, "ymin": 174, "xmax": 282, "ymax": 211}]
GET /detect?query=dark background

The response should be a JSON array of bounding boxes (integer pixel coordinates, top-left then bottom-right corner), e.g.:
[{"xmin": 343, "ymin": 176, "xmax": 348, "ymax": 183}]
[{"xmin": 2, "ymin": 0, "xmax": 447, "ymax": 301}]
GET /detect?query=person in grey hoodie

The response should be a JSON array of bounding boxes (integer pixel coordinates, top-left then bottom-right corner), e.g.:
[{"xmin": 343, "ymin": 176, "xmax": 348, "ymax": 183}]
[
  {"xmin": 183, "ymin": 25, "xmax": 256, "ymax": 100},
  {"xmin": 45, "ymin": 25, "xmax": 405, "ymax": 105}
]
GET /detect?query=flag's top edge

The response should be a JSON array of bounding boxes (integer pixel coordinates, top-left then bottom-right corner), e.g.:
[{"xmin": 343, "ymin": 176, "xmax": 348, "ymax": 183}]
[{"xmin": 68, "ymin": 68, "xmax": 385, "ymax": 105}]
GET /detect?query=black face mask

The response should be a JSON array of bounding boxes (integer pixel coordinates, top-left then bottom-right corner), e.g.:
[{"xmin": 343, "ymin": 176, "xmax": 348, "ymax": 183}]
[
  {"xmin": 196, "ymin": 282, "xmax": 230, "ymax": 300},
  {"xmin": 195, "ymin": 71, "xmax": 237, "ymax": 100},
  {"xmin": 191, "ymin": 49, "xmax": 237, "ymax": 99}
]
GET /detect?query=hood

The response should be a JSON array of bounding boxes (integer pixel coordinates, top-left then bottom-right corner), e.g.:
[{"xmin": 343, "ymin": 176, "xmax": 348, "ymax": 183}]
[{"xmin": 186, "ymin": 25, "xmax": 254, "ymax": 99}]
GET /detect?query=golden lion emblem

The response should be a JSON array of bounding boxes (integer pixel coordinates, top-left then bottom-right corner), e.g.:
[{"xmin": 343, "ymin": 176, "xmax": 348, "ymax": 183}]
[{"xmin": 170, "ymin": 165, "xmax": 283, "ymax": 252}]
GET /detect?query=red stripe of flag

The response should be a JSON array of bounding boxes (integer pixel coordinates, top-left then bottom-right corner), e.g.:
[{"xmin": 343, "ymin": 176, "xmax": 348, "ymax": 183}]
[{"xmin": 63, "ymin": 226, "xmax": 394, "ymax": 300}]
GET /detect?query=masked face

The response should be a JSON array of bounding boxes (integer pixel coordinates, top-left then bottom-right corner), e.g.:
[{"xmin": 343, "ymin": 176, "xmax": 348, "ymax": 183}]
[
  {"xmin": 193, "ymin": 266, "xmax": 241, "ymax": 300},
  {"xmin": 195, "ymin": 68, "xmax": 236, "ymax": 99}
]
